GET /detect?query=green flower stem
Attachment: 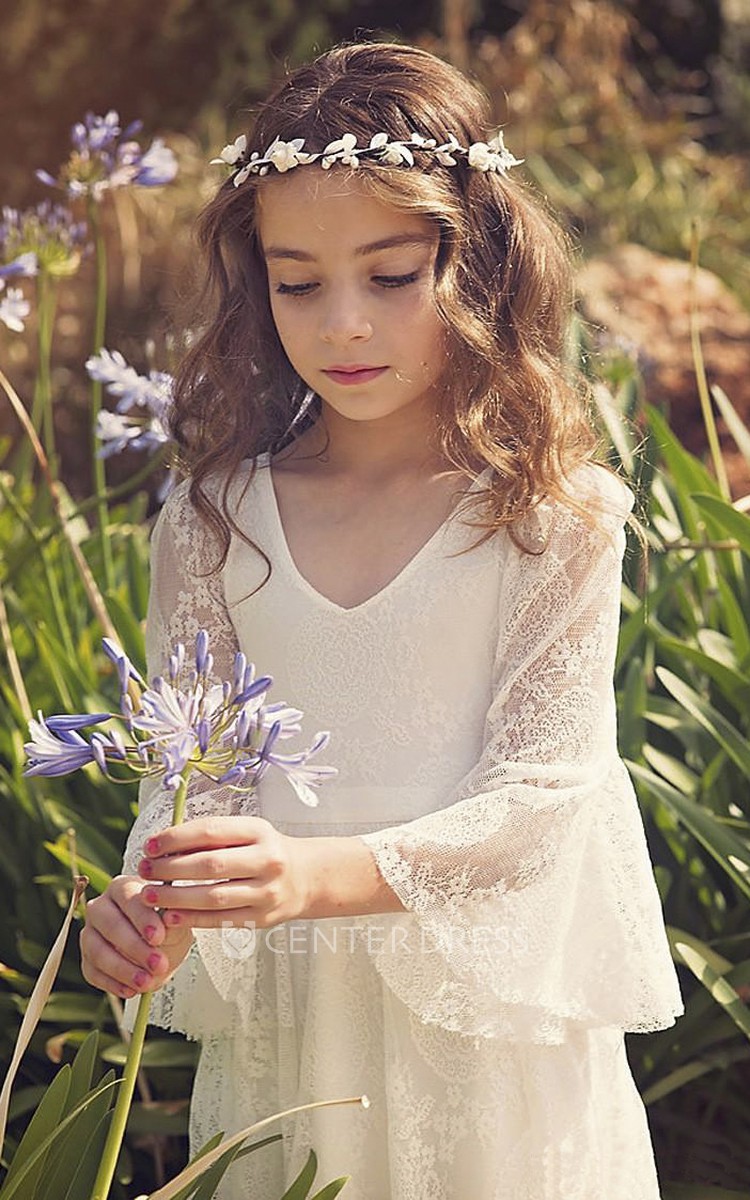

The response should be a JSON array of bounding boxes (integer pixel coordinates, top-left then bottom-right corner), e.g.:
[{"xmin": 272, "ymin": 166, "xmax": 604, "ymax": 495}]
[
  {"xmin": 87, "ymin": 198, "xmax": 114, "ymax": 592},
  {"xmin": 689, "ymin": 219, "xmax": 731, "ymax": 502},
  {"xmin": 91, "ymin": 769, "xmax": 190, "ymax": 1200},
  {"xmin": 13, "ymin": 271, "xmax": 58, "ymax": 484},
  {"xmin": 32, "ymin": 271, "xmax": 59, "ymax": 477},
  {"xmin": 90, "ymin": 984, "xmax": 152, "ymax": 1200}
]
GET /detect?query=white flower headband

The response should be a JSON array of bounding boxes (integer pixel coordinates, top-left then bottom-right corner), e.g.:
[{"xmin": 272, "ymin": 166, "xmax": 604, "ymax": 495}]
[{"xmin": 210, "ymin": 130, "xmax": 523, "ymax": 186}]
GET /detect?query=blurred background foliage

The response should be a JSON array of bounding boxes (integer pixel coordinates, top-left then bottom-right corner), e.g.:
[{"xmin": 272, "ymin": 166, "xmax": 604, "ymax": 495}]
[{"xmin": 2, "ymin": 0, "xmax": 750, "ymax": 1196}]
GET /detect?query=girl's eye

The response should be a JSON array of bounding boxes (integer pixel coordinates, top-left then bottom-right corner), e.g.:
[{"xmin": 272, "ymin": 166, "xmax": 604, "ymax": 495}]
[
  {"xmin": 275, "ymin": 282, "xmax": 318, "ymax": 296},
  {"xmin": 373, "ymin": 271, "xmax": 420, "ymax": 289}
]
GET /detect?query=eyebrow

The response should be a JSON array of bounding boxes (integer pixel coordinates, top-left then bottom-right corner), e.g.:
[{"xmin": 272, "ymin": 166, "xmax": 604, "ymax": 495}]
[{"xmin": 263, "ymin": 233, "xmax": 434, "ymax": 262}]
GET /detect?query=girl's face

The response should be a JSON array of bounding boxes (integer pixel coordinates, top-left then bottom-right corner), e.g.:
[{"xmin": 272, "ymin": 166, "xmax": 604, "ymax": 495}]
[{"xmin": 256, "ymin": 170, "xmax": 447, "ymax": 426}]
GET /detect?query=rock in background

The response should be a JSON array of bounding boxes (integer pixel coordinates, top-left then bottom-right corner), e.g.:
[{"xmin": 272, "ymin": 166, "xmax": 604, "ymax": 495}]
[{"xmin": 577, "ymin": 243, "xmax": 750, "ymax": 498}]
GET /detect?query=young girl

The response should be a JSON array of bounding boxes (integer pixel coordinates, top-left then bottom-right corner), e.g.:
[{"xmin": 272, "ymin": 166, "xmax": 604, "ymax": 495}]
[{"xmin": 80, "ymin": 41, "xmax": 684, "ymax": 1199}]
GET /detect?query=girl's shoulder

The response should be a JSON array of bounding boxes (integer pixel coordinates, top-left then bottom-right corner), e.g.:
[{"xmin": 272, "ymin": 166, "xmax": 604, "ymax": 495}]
[
  {"xmin": 510, "ymin": 462, "xmax": 635, "ymax": 559},
  {"xmin": 154, "ymin": 454, "xmax": 269, "ymax": 532}
]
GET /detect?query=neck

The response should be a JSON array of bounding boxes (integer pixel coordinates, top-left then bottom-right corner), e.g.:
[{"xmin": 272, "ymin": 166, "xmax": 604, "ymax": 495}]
[{"xmin": 289, "ymin": 394, "xmax": 454, "ymax": 483}]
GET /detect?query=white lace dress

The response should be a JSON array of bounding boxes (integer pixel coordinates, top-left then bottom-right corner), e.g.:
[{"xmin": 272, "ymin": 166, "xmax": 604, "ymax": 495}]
[{"xmin": 121, "ymin": 451, "xmax": 684, "ymax": 1200}]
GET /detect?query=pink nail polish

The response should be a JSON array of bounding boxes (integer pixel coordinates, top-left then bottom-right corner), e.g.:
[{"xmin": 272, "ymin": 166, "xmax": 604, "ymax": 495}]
[
  {"xmin": 133, "ymin": 970, "xmax": 150, "ymax": 987},
  {"xmin": 145, "ymin": 836, "xmax": 160, "ymax": 855},
  {"xmin": 147, "ymin": 952, "xmax": 162, "ymax": 971},
  {"xmin": 139, "ymin": 859, "xmax": 153, "ymax": 877},
  {"xmin": 144, "ymin": 925, "xmax": 157, "ymax": 941},
  {"xmin": 144, "ymin": 889, "xmax": 158, "ymax": 905}
]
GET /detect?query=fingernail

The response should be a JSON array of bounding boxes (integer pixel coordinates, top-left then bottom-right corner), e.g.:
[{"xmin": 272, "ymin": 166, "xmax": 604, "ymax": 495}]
[
  {"xmin": 147, "ymin": 952, "xmax": 162, "ymax": 971},
  {"xmin": 166, "ymin": 911, "xmax": 181, "ymax": 925},
  {"xmin": 133, "ymin": 970, "xmax": 150, "ymax": 987},
  {"xmin": 144, "ymin": 925, "xmax": 157, "ymax": 942},
  {"xmin": 139, "ymin": 859, "xmax": 153, "ymax": 877},
  {"xmin": 145, "ymin": 836, "xmax": 160, "ymax": 855},
  {"xmin": 144, "ymin": 889, "xmax": 158, "ymax": 905}
]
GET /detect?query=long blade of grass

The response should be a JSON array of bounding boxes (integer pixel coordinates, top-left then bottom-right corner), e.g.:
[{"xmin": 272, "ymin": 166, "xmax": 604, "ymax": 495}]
[
  {"xmin": 146, "ymin": 1096, "xmax": 371, "ymax": 1200},
  {"xmin": 0, "ymin": 875, "xmax": 88, "ymax": 1159},
  {"xmin": 655, "ymin": 667, "xmax": 750, "ymax": 779},
  {"xmin": 627, "ymin": 761, "xmax": 750, "ymax": 901}
]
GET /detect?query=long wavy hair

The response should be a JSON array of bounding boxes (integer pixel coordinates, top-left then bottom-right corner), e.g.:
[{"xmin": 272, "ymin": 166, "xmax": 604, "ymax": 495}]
[{"xmin": 168, "ymin": 40, "xmax": 633, "ymax": 582}]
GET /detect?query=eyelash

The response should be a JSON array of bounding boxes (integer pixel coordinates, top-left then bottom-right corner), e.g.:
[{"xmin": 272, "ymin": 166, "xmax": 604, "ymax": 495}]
[{"xmin": 275, "ymin": 271, "xmax": 420, "ymax": 297}]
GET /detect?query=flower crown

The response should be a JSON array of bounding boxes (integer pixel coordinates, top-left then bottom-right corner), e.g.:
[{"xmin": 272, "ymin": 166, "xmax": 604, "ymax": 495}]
[{"xmin": 210, "ymin": 130, "xmax": 523, "ymax": 187}]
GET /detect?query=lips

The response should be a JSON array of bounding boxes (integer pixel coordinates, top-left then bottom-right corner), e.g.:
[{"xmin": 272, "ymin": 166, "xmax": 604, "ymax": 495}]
[{"xmin": 322, "ymin": 365, "xmax": 388, "ymax": 386}]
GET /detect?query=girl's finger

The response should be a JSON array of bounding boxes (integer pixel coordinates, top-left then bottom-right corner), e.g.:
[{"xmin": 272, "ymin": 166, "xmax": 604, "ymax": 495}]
[
  {"xmin": 137, "ymin": 845, "xmax": 265, "ymax": 883},
  {"xmin": 141, "ymin": 816, "xmax": 270, "ymax": 859},
  {"xmin": 160, "ymin": 906, "xmax": 274, "ymax": 930},
  {"xmin": 108, "ymin": 877, "xmax": 167, "ymax": 945},
  {"xmin": 81, "ymin": 963, "xmax": 137, "ymax": 1001},
  {"xmin": 85, "ymin": 895, "xmax": 169, "ymax": 977},
  {"xmin": 81, "ymin": 926, "xmax": 157, "ymax": 992},
  {"xmin": 141, "ymin": 881, "xmax": 271, "ymax": 913}
]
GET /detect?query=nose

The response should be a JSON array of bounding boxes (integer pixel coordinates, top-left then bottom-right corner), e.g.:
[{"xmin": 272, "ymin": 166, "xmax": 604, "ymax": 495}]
[{"xmin": 319, "ymin": 289, "xmax": 373, "ymax": 345}]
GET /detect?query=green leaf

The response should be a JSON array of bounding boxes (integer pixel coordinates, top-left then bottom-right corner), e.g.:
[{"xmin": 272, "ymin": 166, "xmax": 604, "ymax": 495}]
[
  {"xmin": 280, "ymin": 1148, "xmax": 318, "ymax": 1199},
  {"xmin": 617, "ymin": 655, "xmax": 647, "ymax": 758},
  {"xmin": 310, "ymin": 1180, "xmax": 350, "ymax": 1200},
  {"xmin": 43, "ymin": 842, "xmax": 112, "ymax": 896},
  {"xmin": 657, "ymin": 637, "xmax": 750, "ymax": 709},
  {"xmin": 672, "ymin": 938, "xmax": 750, "ymax": 1041},
  {"xmin": 102, "ymin": 1039, "xmax": 200, "ymax": 1069},
  {"xmin": 642, "ymin": 745, "xmax": 700, "ymax": 796},
  {"xmin": 710, "ymin": 384, "xmax": 750, "ymax": 470},
  {"xmin": 65, "ymin": 1029, "xmax": 99, "ymax": 1113},
  {"xmin": 693, "ymin": 493, "xmax": 750, "ymax": 558},
  {"xmin": 716, "ymin": 575, "xmax": 750, "ymax": 662},
  {"xmin": 1, "ymin": 1066, "xmax": 71, "ymax": 1195},
  {"xmin": 62, "ymin": 1110, "xmax": 113, "ymax": 1200},
  {"xmin": 0, "ymin": 1076, "xmax": 119, "ymax": 1200},
  {"xmin": 36, "ymin": 1070, "xmax": 115, "ymax": 1200},
  {"xmin": 627, "ymin": 761, "xmax": 750, "ymax": 901},
  {"xmin": 655, "ymin": 667, "xmax": 750, "ymax": 780}
]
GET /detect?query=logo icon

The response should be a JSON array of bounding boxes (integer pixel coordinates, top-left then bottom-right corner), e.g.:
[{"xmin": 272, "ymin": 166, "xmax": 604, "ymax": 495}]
[{"xmin": 220, "ymin": 920, "xmax": 257, "ymax": 960}]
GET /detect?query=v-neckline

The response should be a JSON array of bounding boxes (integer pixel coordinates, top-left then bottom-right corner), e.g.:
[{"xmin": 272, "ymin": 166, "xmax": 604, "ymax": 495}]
[{"xmin": 259, "ymin": 452, "xmax": 491, "ymax": 616}]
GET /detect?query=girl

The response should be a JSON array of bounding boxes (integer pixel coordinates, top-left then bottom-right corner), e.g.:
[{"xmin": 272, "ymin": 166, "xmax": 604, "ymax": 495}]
[{"xmin": 80, "ymin": 41, "xmax": 684, "ymax": 1200}]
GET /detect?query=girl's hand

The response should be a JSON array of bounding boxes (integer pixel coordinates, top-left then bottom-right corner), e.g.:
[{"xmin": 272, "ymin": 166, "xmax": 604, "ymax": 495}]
[
  {"xmin": 80, "ymin": 875, "xmax": 195, "ymax": 1000},
  {"xmin": 135, "ymin": 816, "xmax": 313, "ymax": 931}
]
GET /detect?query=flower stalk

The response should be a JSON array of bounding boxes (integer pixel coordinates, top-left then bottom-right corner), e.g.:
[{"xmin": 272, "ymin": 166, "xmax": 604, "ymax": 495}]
[
  {"xmin": 23, "ymin": 269, "xmax": 60, "ymax": 478},
  {"xmin": 87, "ymin": 198, "xmax": 114, "ymax": 591},
  {"xmin": 90, "ymin": 768, "xmax": 190, "ymax": 1200}
]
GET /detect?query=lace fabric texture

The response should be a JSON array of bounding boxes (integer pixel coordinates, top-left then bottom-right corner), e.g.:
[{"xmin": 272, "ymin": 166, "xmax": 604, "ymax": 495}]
[{"xmin": 119, "ymin": 456, "xmax": 684, "ymax": 1198}]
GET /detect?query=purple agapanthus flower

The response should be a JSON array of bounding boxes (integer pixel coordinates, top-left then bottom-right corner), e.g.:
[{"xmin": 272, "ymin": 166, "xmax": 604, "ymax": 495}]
[
  {"xmin": 0, "ymin": 252, "xmax": 38, "ymax": 280},
  {"xmin": 87, "ymin": 347, "xmax": 173, "ymax": 461},
  {"xmin": 95, "ymin": 410, "xmax": 170, "ymax": 459},
  {"xmin": 1, "ymin": 203, "xmax": 88, "ymax": 278},
  {"xmin": 0, "ymin": 284, "xmax": 31, "ymax": 333},
  {"xmin": 36, "ymin": 110, "xmax": 178, "ymax": 201},
  {"xmin": 86, "ymin": 348, "xmax": 172, "ymax": 417},
  {"xmin": 24, "ymin": 712, "xmax": 107, "ymax": 776},
  {"xmin": 23, "ymin": 632, "xmax": 337, "ymax": 811}
]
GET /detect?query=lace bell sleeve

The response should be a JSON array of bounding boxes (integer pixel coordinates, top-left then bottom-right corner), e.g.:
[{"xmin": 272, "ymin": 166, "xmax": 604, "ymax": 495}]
[
  {"xmin": 120, "ymin": 481, "xmax": 253, "ymax": 1041},
  {"xmin": 356, "ymin": 466, "xmax": 685, "ymax": 1045}
]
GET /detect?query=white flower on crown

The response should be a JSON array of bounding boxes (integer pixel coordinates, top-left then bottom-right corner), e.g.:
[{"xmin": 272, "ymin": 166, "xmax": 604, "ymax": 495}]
[
  {"xmin": 433, "ymin": 134, "xmax": 463, "ymax": 166},
  {"xmin": 265, "ymin": 137, "xmax": 308, "ymax": 172},
  {"xmin": 321, "ymin": 133, "xmax": 360, "ymax": 169},
  {"xmin": 210, "ymin": 134, "xmax": 247, "ymax": 166},
  {"xmin": 369, "ymin": 132, "xmax": 414, "ymax": 166}
]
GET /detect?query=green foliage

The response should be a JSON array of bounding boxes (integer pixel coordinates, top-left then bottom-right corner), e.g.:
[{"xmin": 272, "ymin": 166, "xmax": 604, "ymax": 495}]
[{"xmin": 596, "ymin": 356, "xmax": 750, "ymax": 1189}]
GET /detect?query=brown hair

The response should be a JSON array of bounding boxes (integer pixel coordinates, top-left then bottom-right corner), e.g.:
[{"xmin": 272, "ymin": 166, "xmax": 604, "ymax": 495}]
[{"xmin": 168, "ymin": 40, "xmax": 637, "ymax": 582}]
